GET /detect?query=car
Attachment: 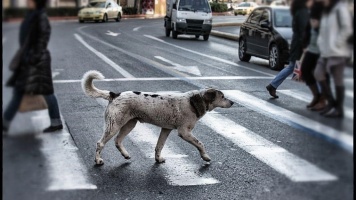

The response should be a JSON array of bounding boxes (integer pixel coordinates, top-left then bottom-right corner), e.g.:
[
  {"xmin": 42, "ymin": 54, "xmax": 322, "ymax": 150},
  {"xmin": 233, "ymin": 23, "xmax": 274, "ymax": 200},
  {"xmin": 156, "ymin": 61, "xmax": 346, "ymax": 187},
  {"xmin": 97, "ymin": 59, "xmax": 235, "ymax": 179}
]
[
  {"xmin": 238, "ymin": 6, "xmax": 292, "ymax": 70},
  {"xmin": 78, "ymin": 0, "xmax": 123, "ymax": 23},
  {"xmin": 234, "ymin": 2, "xmax": 258, "ymax": 16},
  {"xmin": 270, "ymin": 0, "xmax": 288, "ymax": 6}
]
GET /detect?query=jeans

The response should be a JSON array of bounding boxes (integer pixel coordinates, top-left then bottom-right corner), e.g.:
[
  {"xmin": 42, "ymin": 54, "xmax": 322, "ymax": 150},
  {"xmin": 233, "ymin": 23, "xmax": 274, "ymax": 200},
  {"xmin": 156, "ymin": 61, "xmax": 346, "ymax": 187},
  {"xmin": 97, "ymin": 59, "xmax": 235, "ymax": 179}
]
[
  {"xmin": 270, "ymin": 61, "xmax": 296, "ymax": 89},
  {"xmin": 4, "ymin": 88, "xmax": 61, "ymax": 124}
]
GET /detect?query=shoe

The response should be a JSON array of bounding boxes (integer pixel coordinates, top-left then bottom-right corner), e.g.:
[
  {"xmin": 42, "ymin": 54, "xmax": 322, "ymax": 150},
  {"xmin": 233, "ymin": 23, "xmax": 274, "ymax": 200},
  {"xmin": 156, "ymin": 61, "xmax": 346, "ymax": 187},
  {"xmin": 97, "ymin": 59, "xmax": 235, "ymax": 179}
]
[
  {"xmin": 310, "ymin": 96, "xmax": 326, "ymax": 111},
  {"xmin": 266, "ymin": 84, "xmax": 279, "ymax": 98},
  {"xmin": 317, "ymin": 80, "xmax": 335, "ymax": 115},
  {"xmin": 43, "ymin": 124, "xmax": 63, "ymax": 133},
  {"xmin": 306, "ymin": 84, "xmax": 320, "ymax": 109},
  {"xmin": 323, "ymin": 86, "xmax": 344, "ymax": 118}
]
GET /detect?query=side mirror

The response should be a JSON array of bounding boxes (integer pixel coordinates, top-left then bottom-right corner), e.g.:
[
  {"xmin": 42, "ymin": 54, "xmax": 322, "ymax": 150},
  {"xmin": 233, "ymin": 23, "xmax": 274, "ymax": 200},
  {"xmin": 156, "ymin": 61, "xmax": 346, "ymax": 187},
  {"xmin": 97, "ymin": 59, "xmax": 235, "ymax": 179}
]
[
  {"xmin": 260, "ymin": 21, "xmax": 270, "ymax": 29},
  {"xmin": 107, "ymin": 3, "xmax": 111, "ymax": 8},
  {"xmin": 173, "ymin": 3, "xmax": 177, "ymax": 9}
]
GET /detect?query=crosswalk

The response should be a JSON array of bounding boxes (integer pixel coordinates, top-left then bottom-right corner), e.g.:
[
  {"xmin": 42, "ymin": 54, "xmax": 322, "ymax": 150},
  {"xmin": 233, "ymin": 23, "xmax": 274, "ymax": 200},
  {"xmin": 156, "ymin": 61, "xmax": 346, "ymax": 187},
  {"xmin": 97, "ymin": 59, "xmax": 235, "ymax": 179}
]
[{"xmin": 95, "ymin": 88, "xmax": 352, "ymax": 186}]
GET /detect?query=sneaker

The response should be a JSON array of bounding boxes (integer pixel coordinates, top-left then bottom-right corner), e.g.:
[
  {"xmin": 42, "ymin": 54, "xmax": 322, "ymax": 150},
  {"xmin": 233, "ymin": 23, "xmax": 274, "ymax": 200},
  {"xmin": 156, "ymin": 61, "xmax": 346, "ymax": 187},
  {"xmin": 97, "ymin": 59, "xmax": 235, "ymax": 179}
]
[
  {"xmin": 266, "ymin": 84, "xmax": 279, "ymax": 98},
  {"xmin": 43, "ymin": 124, "xmax": 63, "ymax": 133}
]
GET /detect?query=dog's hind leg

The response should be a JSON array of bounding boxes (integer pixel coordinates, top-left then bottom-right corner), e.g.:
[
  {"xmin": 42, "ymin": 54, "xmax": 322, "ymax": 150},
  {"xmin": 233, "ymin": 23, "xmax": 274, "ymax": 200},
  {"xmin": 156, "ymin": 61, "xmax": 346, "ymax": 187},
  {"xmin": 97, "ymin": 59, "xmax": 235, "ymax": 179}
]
[
  {"xmin": 115, "ymin": 119, "xmax": 137, "ymax": 160},
  {"xmin": 95, "ymin": 119, "xmax": 122, "ymax": 165},
  {"xmin": 155, "ymin": 128, "xmax": 172, "ymax": 163},
  {"xmin": 177, "ymin": 127, "xmax": 211, "ymax": 162}
]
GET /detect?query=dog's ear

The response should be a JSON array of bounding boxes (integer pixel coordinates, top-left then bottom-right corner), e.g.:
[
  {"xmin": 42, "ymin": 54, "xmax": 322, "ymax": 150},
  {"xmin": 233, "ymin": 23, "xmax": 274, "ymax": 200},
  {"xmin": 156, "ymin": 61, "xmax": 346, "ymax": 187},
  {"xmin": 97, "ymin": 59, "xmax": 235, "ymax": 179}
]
[
  {"xmin": 203, "ymin": 89, "xmax": 217, "ymax": 104},
  {"xmin": 190, "ymin": 94, "xmax": 206, "ymax": 118}
]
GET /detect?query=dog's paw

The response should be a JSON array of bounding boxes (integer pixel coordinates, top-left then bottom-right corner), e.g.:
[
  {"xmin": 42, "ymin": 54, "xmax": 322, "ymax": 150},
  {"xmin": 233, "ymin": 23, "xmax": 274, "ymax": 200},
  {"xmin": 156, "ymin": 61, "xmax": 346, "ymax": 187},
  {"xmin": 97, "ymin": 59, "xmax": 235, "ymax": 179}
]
[
  {"xmin": 201, "ymin": 154, "xmax": 211, "ymax": 162},
  {"xmin": 155, "ymin": 157, "xmax": 166, "ymax": 163},
  {"xmin": 95, "ymin": 158, "xmax": 104, "ymax": 165},
  {"xmin": 124, "ymin": 155, "xmax": 131, "ymax": 160}
]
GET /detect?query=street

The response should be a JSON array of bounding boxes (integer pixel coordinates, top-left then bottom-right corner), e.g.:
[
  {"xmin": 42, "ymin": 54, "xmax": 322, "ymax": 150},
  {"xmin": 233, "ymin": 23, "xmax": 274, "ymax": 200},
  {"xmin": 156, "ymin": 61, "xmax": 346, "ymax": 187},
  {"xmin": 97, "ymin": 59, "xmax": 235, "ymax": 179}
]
[{"xmin": 2, "ymin": 17, "xmax": 353, "ymax": 200}]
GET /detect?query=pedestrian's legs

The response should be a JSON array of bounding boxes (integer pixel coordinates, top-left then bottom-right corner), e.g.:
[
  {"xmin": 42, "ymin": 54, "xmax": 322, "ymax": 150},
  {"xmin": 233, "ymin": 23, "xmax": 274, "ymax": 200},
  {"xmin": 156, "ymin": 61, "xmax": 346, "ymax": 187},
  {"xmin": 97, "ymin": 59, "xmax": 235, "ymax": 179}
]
[
  {"xmin": 43, "ymin": 94, "xmax": 63, "ymax": 132},
  {"xmin": 266, "ymin": 61, "xmax": 295, "ymax": 98},
  {"xmin": 3, "ymin": 88, "xmax": 24, "ymax": 131},
  {"xmin": 301, "ymin": 52, "xmax": 320, "ymax": 108}
]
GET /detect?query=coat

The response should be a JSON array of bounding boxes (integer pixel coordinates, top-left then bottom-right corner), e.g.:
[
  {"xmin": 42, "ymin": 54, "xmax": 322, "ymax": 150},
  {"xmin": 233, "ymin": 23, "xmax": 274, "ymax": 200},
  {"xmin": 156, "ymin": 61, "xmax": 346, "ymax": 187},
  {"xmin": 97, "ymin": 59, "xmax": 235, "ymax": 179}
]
[
  {"xmin": 289, "ymin": 7, "xmax": 309, "ymax": 62},
  {"xmin": 7, "ymin": 10, "xmax": 54, "ymax": 95}
]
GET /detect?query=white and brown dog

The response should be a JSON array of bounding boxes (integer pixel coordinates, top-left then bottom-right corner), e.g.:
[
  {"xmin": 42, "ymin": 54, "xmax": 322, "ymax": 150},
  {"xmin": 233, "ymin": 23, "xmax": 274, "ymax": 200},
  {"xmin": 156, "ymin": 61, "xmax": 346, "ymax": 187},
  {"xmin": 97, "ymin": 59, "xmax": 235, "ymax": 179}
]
[{"xmin": 82, "ymin": 70, "xmax": 234, "ymax": 165}]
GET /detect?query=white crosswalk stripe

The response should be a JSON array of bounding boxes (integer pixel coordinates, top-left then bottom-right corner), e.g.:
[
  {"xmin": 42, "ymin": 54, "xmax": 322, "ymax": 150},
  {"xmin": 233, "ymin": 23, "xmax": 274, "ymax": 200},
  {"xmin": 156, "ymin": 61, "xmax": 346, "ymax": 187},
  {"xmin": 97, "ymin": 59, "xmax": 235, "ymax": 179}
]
[{"xmin": 201, "ymin": 113, "xmax": 337, "ymax": 182}]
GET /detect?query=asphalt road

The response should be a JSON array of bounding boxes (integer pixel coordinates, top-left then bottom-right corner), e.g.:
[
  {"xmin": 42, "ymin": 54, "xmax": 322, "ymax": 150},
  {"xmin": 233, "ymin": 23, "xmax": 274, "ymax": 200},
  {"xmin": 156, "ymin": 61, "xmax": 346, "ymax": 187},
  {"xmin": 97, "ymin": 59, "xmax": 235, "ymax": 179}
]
[{"xmin": 2, "ymin": 16, "xmax": 354, "ymax": 200}]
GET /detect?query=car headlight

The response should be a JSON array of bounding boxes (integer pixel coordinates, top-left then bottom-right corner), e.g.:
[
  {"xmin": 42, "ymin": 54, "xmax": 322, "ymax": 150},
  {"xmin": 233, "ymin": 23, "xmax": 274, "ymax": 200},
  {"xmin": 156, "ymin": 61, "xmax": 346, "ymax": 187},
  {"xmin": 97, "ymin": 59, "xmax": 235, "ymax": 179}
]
[
  {"xmin": 177, "ymin": 18, "xmax": 186, "ymax": 23},
  {"xmin": 203, "ymin": 19, "xmax": 212, "ymax": 24}
]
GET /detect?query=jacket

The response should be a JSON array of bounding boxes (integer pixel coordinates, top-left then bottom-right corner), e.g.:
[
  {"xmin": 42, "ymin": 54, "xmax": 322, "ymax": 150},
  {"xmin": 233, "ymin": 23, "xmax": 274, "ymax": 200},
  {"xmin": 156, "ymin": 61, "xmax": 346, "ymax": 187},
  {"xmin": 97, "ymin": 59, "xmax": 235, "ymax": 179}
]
[
  {"xmin": 289, "ymin": 7, "xmax": 309, "ymax": 62},
  {"xmin": 317, "ymin": 1, "xmax": 353, "ymax": 58}
]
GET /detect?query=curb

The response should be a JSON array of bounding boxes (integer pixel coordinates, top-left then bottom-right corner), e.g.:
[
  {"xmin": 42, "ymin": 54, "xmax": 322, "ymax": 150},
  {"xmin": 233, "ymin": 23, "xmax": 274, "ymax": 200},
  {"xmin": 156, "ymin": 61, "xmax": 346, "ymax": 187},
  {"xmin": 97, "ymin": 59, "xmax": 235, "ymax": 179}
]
[
  {"xmin": 212, "ymin": 22, "xmax": 242, "ymax": 27},
  {"xmin": 210, "ymin": 30, "xmax": 239, "ymax": 41}
]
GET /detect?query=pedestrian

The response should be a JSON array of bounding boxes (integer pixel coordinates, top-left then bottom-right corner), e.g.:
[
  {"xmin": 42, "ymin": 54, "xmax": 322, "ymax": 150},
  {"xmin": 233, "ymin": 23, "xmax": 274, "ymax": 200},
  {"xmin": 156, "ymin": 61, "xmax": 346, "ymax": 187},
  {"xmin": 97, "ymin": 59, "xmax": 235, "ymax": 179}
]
[
  {"xmin": 313, "ymin": 0, "xmax": 353, "ymax": 118},
  {"xmin": 300, "ymin": 0, "xmax": 327, "ymax": 110},
  {"xmin": 266, "ymin": 0, "xmax": 313, "ymax": 98},
  {"xmin": 3, "ymin": 0, "xmax": 63, "ymax": 133}
]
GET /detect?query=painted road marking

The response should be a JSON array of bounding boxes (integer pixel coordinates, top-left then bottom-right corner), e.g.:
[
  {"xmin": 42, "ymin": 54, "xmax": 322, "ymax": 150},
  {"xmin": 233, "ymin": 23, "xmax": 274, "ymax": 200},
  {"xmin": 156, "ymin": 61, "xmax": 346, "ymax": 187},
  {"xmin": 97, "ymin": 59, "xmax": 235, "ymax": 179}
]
[
  {"xmin": 96, "ymin": 99, "xmax": 219, "ymax": 186},
  {"xmin": 74, "ymin": 33, "xmax": 134, "ymax": 78},
  {"xmin": 129, "ymin": 123, "xmax": 219, "ymax": 186},
  {"xmin": 346, "ymin": 89, "xmax": 353, "ymax": 98},
  {"xmin": 144, "ymin": 35, "xmax": 275, "ymax": 77},
  {"xmin": 222, "ymin": 90, "xmax": 353, "ymax": 153},
  {"xmin": 279, "ymin": 90, "xmax": 353, "ymax": 120},
  {"xmin": 53, "ymin": 76, "xmax": 273, "ymax": 83},
  {"xmin": 133, "ymin": 26, "xmax": 142, "ymax": 31},
  {"xmin": 155, "ymin": 56, "xmax": 202, "ymax": 76},
  {"xmin": 201, "ymin": 113, "xmax": 338, "ymax": 182},
  {"xmin": 106, "ymin": 30, "xmax": 120, "ymax": 36}
]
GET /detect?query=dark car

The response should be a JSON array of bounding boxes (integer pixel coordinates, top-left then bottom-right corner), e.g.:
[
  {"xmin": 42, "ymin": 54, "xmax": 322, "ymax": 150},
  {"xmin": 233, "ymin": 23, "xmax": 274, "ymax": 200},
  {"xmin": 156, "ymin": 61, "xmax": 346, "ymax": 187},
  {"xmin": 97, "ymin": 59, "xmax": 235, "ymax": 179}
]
[{"xmin": 238, "ymin": 6, "xmax": 292, "ymax": 70}]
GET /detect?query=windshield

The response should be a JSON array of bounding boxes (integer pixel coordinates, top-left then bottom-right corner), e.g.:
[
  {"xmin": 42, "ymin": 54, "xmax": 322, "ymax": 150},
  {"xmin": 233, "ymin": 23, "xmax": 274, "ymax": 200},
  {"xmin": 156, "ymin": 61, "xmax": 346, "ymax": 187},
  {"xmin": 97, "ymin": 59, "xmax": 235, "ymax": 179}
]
[
  {"xmin": 89, "ymin": 2, "xmax": 106, "ymax": 8},
  {"xmin": 238, "ymin": 3, "xmax": 251, "ymax": 7},
  {"xmin": 178, "ymin": 0, "xmax": 211, "ymax": 13},
  {"xmin": 274, "ymin": 9, "xmax": 292, "ymax": 27}
]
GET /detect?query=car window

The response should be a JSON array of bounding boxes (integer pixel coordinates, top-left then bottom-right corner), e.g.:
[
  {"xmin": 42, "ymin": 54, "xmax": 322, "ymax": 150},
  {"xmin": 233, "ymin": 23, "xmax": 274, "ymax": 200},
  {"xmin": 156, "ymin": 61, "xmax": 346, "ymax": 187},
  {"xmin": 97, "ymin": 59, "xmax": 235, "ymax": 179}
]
[
  {"xmin": 260, "ymin": 10, "xmax": 270, "ymax": 24},
  {"xmin": 178, "ymin": 0, "xmax": 211, "ymax": 12},
  {"xmin": 274, "ymin": 9, "xmax": 292, "ymax": 27},
  {"xmin": 248, "ymin": 9, "xmax": 263, "ymax": 24},
  {"xmin": 89, "ymin": 2, "xmax": 106, "ymax": 8}
]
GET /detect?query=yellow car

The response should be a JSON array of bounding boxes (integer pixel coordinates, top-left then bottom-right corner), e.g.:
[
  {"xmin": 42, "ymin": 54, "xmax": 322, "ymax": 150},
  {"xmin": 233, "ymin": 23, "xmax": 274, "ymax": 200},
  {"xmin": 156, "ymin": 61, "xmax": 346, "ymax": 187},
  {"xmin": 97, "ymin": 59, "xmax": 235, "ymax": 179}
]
[
  {"xmin": 78, "ymin": 0, "xmax": 123, "ymax": 23},
  {"xmin": 234, "ymin": 2, "xmax": 258, "ymax": 16}
]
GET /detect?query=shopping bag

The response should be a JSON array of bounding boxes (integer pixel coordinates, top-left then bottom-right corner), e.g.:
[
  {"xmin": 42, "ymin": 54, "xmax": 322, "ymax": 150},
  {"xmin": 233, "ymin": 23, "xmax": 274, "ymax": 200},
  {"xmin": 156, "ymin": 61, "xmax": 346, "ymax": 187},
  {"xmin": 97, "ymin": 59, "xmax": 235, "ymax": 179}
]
[
  {"xmin": 291, "ymin": 53, "xmax": 305, "ymax": 82},
  {"xmin": 18, "ymin": 95, "xmax": 48, "ymax": 113}
]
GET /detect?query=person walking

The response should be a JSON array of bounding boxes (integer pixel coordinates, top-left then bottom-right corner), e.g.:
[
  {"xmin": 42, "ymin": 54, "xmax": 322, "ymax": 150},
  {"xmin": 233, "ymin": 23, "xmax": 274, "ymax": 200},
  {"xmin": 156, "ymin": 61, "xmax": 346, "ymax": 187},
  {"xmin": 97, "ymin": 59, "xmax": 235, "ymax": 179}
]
[
  {"xmin": 266, "ymin": 0, "xmax": 313, "ymax": 98},
  {"xmin": 300, "ymin": 0, "xmax": 327, "ymax": 110},
  {"xmin": 3, "ymin": 0, "xmax": 63, "ymax": 133},
  {"xmin": 313, "ymin": 0, "xmax": 353, "ymax": 118}
]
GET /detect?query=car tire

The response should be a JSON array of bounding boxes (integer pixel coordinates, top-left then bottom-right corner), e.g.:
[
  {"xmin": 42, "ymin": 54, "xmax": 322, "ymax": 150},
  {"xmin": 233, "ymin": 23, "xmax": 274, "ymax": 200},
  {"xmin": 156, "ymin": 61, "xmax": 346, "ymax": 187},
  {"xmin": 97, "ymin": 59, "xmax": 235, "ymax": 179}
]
[
  {"xmin": 116, "ymin": 13, "xmax": 121, "ymax": 22},
  {"xmin": 203, "ymin": 34, "xmax": 209, "ymax": 41},
  {"xmin": 195, "ymin": 35, "xmax": 200, "ymax": 39},
  {"xmin": 165, "ymin": 28, "xmax": 171, "ymax": 37},
  {"xmin": 234, "ymin": 13, "xmax": 237, "ymax": 16},
  {"xmin": 102, "ymin": 14, "xmax": 108, "ymax": 23},
  {"xmin": 79, "ymin": 20, "xmax": 84, "ymax": 23},
  {"xmin": 238, "ymin": 38, "xmax": 251, "ymax": 62},
  {"xmin": 172, "ymin": 30, "xmax": 178, "ymax": 39},
  {"xmin": 95, "ymin": 20, "xmax": 99, "ymax": 23},
  {"xmin": 269, "ymin": 44, "xmax": 284, "ymax": 70}
]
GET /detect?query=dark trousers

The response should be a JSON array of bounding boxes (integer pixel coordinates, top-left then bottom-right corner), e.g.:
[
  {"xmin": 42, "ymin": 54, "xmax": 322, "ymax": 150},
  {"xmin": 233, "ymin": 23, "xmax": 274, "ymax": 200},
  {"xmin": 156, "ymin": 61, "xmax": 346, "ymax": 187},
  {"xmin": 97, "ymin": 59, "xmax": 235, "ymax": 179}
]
[
  {"xmin": 301, "ymin": 51, "xmax": 320, "ymax": 86},
  {"xmin": 4, "ymin": 88, "xmax": 61, "ymax": 122}
]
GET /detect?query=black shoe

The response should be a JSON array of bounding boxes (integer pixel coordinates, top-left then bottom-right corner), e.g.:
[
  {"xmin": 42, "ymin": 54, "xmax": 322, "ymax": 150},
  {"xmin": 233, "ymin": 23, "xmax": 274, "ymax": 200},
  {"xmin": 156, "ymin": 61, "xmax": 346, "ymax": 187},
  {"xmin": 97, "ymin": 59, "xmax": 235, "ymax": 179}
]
[
  {"xmin": 266, "ymin": 84, "xmax": 279, "ymax": 98},
  {"xmin": 43, "ymin": 125, "xmax": 63, "ymax": 133}
]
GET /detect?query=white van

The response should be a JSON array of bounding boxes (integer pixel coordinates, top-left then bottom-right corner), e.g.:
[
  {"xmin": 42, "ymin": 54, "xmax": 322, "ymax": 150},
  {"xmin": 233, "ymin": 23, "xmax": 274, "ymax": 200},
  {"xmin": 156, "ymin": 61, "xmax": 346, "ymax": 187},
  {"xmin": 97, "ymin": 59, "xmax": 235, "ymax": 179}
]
[{"xmin": 164, "ymin": 0, "xmax": 213, "ymax": 41}]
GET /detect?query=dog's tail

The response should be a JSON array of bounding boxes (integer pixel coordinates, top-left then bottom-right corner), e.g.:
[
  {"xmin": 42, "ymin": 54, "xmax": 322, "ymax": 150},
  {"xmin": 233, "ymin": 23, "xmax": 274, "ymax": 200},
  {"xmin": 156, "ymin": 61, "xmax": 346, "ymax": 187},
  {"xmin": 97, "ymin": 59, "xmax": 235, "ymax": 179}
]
[{"xmin": 81, "ymin": 70, "xmax": 111, "ymax": 100}]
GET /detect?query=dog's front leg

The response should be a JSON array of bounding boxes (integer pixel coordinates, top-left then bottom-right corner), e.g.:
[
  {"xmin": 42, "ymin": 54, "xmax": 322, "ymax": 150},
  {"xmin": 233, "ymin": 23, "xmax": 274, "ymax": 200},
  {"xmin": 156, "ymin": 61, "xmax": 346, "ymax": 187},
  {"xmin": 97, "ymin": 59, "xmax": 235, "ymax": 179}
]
[
  {"xmin": 155, "ymin": 128, "xmax": 172, "ymax": 163},
  {"xmin": 177, "ymin": 127, "xmax": 211, "ymax": 162}
]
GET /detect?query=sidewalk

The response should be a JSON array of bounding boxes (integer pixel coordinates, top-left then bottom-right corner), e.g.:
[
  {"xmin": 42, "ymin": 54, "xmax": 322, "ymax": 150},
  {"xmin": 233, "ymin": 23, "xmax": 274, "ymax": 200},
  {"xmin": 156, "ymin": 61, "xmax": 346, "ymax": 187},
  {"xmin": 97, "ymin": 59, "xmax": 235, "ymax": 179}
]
[{"xmin": 211, "ymin": 24, "xmax": 240, "ymax": 41}]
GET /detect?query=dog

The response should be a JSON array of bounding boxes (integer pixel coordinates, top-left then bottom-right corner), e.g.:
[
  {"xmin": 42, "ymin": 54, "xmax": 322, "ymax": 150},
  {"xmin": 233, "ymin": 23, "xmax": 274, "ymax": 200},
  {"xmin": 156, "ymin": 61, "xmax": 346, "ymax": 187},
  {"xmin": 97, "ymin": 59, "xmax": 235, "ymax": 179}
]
[{"xmin": 81, "ymin": 70, "xmax": 234, "ymax": 165}]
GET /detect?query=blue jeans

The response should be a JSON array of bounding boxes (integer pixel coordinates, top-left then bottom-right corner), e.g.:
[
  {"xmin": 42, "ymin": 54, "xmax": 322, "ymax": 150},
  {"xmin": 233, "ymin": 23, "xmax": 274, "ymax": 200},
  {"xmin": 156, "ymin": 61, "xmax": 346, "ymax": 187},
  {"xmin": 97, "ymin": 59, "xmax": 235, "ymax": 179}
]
[
  {"xmin": 270, "ymin": 61, "xmax": 296, "ymax": 89},
  {"xmin": 4, "ymin": 88, "xmax": 61, "ymax": 123}
]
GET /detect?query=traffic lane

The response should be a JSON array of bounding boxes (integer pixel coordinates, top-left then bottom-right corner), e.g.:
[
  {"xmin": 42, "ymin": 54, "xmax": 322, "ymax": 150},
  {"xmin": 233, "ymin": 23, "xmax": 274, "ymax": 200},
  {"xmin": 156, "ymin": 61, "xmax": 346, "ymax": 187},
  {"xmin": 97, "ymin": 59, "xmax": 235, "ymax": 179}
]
[{"xmin": 54, "ymin": 80, "xmax": 352, "ymax": 200}]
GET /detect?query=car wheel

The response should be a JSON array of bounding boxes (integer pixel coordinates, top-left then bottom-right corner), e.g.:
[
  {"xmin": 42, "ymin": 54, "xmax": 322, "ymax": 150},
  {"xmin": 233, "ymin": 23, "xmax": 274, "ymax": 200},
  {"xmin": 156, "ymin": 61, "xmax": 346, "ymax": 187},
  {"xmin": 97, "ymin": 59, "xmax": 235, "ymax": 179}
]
[
  {"xmin": 79, "ymin": 20, "xmax": 84, "ymax": 23},
  {"xmin": 234, "ymin": 13, "xmax": 237, "ymax": 16},
  {"xmin": 95, "ymin": 20, "xmax": 99, "ymax": 23},
  {"xmin": 239, "ymin": 38, "xmax": 251, "ymax": 62},
  {"xmin": 195, "ymin": 35, "xmax": 200, "ymax": 39},
  {"xmin": 269, "ymin": 44, "xmax": 284, "ymax": 70},
  {"xmin": 172, "ymin": 30, "xmax": 178, "ymax": 39},
  {"xmin": 116, "ymin": 13, "xmax": 121, "ymax": 22},
  {"xmin": 102, "ymin": 14, "xmax": 108, "ymax": 23},
  {"xmin": 203, "ymin": 34, "xmax": 209, "ymax": 41},
  {"xmin": 165, "ymin": 28, "xmax": 171, "ymax": 37}
]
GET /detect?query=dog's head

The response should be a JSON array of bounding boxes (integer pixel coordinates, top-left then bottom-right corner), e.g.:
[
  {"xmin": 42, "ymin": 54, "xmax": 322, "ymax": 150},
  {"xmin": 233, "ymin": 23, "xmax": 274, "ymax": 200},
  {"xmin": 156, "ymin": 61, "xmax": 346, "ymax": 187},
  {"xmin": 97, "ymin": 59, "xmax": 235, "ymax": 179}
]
[{"xmin": 201, "ymin": 88, "xmax": 234, "ymax": 111}]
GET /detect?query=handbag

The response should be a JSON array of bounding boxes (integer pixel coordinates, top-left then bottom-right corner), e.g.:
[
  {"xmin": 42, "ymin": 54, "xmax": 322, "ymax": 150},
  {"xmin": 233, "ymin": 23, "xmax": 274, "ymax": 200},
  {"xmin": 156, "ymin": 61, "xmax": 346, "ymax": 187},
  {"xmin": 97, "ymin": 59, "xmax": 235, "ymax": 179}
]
[
  {"xmin": 291, "ymin": 53, "xmax": 305, "ymax": 82},
  {"xmin": 18, "ymin": 95, "xmax": 48, "ymax": 113}
]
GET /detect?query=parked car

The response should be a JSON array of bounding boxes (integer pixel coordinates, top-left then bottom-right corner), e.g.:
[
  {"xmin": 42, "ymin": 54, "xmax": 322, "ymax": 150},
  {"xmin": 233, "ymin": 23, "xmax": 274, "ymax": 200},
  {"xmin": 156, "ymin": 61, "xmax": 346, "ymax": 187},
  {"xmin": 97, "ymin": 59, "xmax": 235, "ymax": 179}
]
[
  {"xmin": 234, "ymin": 2, "xmax": 259, "ymax": 16},
  {"xmin": 78, "ymin": 0, "xmax": 122, "ymax": 23},
  {"xmin": 238, "ymin": 6, "xmax": 292, "ymax": 70},
  {"xmin": 270, "ymin": 0, "xmax": 288, "ymax": 6}
]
